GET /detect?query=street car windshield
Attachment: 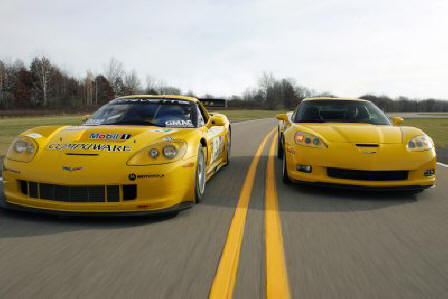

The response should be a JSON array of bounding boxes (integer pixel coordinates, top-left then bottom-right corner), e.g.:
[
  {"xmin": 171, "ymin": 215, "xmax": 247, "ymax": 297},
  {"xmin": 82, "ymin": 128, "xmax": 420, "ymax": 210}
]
[
  {"xmin": 85, "ymin": 98, "xmax": 201, "ymax": 127},
  {"xmin": 294, "ymin": 100, "xmax": 391, "ymax": 125}
]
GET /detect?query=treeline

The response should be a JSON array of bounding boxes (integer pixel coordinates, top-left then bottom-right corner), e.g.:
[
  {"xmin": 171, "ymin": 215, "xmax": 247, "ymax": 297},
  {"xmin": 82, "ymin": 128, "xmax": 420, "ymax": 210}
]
[
  {"xmin": 228, "ymin": 72, "xmax": 448, "ymax": 112},
  {"xmin": 1, "ymin": 57, "xmax": 447, "ymax": 112},
  {"xmin": 0, "ymin": 56, "xmax": 184, "ymax": 110}
]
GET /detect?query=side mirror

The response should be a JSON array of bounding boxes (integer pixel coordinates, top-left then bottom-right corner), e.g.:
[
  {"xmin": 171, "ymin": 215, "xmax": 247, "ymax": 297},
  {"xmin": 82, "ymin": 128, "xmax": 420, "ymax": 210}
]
[
  {"xmin": 81, "ymin": 115, "xmax": 90, "ymax": 122},
  {"xmin": 209, "ymin": 115, "xmax": 226, "ymax": 127},
  {"xmin": 276, "ymin": 113, "xmax": 289, "ymax": 123},
  {"xmin": 392, "ymin": 117, "xmax": 404, "ymax": 126}
]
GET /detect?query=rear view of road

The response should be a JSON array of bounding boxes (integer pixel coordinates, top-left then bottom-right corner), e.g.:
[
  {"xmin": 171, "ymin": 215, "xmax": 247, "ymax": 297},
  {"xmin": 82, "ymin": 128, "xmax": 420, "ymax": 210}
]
[{"xmin": 1, "ymin": 118, "xmax": 448, "ymax": 298}]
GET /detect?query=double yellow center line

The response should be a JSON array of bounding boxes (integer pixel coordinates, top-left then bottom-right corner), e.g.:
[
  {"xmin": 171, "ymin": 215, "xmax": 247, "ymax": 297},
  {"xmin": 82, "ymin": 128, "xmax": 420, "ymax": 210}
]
[{"xmin": 210, "ymin": 129, "xmax": 291, "ymax": 299}]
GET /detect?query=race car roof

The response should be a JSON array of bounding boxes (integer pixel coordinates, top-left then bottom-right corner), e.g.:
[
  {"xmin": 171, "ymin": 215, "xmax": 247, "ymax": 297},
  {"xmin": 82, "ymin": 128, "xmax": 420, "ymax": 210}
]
[{"xmin": 303, "ymin": 97, "xmax": 368, "ymax": 102}]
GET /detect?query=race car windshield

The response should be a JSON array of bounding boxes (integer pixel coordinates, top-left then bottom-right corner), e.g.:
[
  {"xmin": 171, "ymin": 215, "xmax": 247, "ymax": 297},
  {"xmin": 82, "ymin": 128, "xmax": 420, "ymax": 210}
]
[
  {"xmin": 294, "ymin": 100, "xmax": 391, "ymax": 125},
  {"xmin": 85, "ymin": 98, "xmax": 199, "ymax": 128}
]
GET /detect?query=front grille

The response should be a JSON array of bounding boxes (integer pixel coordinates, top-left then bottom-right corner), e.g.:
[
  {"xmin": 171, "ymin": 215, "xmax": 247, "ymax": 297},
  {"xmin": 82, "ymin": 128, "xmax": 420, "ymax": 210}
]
[
  {"xmin": 18, "ymin": 181, "xmax": 136, "ymax": 202},
  {"xmin": 327, "ymin": 168, "xmax": 408, "ymax": 181}
]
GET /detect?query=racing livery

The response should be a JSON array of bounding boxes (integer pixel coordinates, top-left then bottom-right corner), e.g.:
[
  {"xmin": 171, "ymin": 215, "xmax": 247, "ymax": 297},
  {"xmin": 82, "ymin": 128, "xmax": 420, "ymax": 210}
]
[
  {"xmin": 2, "ymin": 96, "xmax": 231, "ymax": 215},
  {"xmin": 277, "ymin": 98, "xmax": 436, "ymax": 191}
]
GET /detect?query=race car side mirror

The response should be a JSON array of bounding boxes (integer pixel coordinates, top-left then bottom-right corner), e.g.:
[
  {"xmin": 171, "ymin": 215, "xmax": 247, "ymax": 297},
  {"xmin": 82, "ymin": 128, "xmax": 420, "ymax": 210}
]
[
  {"xmin": 81, "ymin": 115, "xmax": 90, "ymax": 124},
  {"xmin": 209, "ymin": 115, "xmax": 226, "ymax": 127},
  {"xmin": 276, "ymin": 114, "xmax": 289, "ymax": 123},
  {"xmin": 392, "ymin": 117, "xmax": 404, "ymax": 126}
]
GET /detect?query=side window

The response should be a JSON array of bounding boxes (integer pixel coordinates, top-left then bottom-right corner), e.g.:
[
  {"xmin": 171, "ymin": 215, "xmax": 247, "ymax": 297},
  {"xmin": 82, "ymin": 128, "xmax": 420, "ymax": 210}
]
[
  {"xmin": 196, "ymin": 105, "xmax": 205, "ymax": 127},
  {"xmin": 197, "ymin": 103, "xmax": 209, "ymax": 125}
]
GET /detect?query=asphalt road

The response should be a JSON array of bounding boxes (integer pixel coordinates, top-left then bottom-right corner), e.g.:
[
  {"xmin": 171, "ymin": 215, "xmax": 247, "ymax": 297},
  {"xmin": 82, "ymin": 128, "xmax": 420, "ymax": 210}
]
[{"xmin": 1, "ymin": 118, "xmax": 448, "ymax": 298}]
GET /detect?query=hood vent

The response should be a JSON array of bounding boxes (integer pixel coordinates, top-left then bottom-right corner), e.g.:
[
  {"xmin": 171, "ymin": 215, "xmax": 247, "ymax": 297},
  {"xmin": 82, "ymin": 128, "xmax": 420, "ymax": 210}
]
[{"xmin": 356, "ymin": 144, "xmax": 379, "ymax": 147}]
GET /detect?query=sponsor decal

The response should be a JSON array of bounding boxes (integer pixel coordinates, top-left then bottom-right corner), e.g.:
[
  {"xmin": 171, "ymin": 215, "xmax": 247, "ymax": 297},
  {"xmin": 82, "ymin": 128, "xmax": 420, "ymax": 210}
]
[
  {"xmin": 27, "ymin": 133, "xmax": 42, "ymax": 139},
  {"xmin": 129, "ymin": 173, "xmax": 164, "ymax": 181},
  {"xmin": 152, "ymin": 128, "xmax": 178, "ymax": 133},
  {"xmin": 48, "ymin": 143, "xmax": 132, "ymax": 152},
  {"xmin": 165, "ymin": 120, "xmax": 193, "ymax": 127},
  {"xmin": 62, "ymin": 166, "xmax": 83, "ymax": 172},
  {"xmin": 89, "ymin": 133, "xmax": 132, "ymax": 140}
]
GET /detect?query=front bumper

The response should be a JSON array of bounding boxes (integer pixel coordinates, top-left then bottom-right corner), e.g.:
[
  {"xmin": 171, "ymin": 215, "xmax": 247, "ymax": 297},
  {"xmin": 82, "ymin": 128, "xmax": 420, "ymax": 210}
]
[
  {"xmin": 2, "ymin": 156, "xmax": 197, "ymax": 214},
  {"xmin": 285, "ymin": 143, "xmax": 436, "ymax": 189}
]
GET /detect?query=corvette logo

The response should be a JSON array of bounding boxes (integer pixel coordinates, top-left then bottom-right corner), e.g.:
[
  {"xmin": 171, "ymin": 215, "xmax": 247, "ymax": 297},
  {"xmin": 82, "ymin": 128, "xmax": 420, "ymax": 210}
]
[{"xmin": 62, "ymin": 166, "xmax": 83, "ymax": 172}]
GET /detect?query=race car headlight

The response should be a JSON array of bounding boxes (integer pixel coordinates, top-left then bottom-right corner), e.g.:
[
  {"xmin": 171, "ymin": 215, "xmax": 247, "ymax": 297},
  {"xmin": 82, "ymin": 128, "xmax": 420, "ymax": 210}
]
[
  {"xmin": 407, "ymin": 135, "xmax": 434, "ymax": 152},
  {"xmin": 294, "ymin": 132, "xmax": 327, "ymax": 148},
  {"xmin": 127, "ymin": 140, "xmax": 187, "ymax": 165},
  {"xmin": 6, "ymin": 136, "xmax": 38, "ymax": 163}
]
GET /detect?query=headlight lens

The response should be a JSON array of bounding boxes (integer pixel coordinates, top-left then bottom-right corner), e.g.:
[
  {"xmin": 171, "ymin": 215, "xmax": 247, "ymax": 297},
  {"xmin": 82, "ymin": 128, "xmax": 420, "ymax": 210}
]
[
  {"xmin": 407, "ymin": 135, "xmax": 433, "ymax": 152},
  {"xmin": 7, "ymin": 137, "xmax": 38, "ymax": 162},
  {"xmin": 163, "ymin": 145, "xmax": 177, "ymax": 159},
  {"xmin": 294, "ymin": 132, "xmax": 327, "ymax": 148},
  {"xmin": 127, "ymin": 140, "xmax": 187, "ymax": 165}
]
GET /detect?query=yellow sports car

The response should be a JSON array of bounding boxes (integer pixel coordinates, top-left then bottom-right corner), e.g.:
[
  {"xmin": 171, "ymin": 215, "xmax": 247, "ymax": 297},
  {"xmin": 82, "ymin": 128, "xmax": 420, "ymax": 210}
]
[
  {"xmin": 276, "ymin": 98, "xmax": 436, "ymax": 191},
  {"xmin": 2, "ymin": 95, "xmax": 231, "ymax": 215}
]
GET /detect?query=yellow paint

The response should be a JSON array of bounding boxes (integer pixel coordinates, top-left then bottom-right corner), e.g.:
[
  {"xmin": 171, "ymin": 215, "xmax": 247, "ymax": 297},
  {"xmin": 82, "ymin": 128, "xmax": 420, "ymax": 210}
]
[
  {"xmin": 209, "ymin": 128, "xmax": 275, "ymax": 299},
  {"xmin": 2, "ymin": 95, "xmax": 231, "ymax": 213},
  {"xmin": 265, "ymin": 133, "xmax": 291, "ymax": 299},
  {"xmin": 276, "ymin": 98, "xmax": 436, "ymax": 188}
]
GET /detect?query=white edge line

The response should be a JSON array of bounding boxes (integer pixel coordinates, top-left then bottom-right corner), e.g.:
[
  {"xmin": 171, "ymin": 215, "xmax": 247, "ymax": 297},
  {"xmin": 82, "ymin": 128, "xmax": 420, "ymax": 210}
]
[{"xmin": 437, "ymin": 162, "xmax": 448, "ymax": 167}]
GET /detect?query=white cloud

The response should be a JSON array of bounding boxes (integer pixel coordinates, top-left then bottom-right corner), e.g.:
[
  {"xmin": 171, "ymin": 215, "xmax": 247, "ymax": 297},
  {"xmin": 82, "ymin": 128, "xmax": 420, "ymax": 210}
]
[{"xmin": 1, "ymin": 0, "xmax": 447, "ymax": 98}]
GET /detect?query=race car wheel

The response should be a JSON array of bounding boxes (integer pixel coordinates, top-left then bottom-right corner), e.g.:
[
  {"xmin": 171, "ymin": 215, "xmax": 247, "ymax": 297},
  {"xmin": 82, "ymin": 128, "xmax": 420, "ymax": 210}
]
[
  {"xmin": 277, "ymin": 132, "xmax": 284, "ymax": 159},
  {"xmin": 224, "ymin": 131, "xmax": 231, "ymax": 166},
  {"xmin": 194, "ymin": 146, "xmax": 206, "ymax": 203},
  {"xmin": 282, "ymin": 149, "xmax": 291, "ymax": 184}
]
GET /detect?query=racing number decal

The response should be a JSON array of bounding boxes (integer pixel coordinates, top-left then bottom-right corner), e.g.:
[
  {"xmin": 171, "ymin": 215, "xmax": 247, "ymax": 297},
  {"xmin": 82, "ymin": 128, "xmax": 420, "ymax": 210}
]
[{"xmin": 210, "ymin": 136, "xmax": 224, "ymax": 163}]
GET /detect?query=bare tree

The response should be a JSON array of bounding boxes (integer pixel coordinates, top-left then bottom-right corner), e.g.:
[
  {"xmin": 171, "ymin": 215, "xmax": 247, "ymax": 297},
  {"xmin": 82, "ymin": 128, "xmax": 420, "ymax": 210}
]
[
  {"xmin": 124, "ymin": 70, "xmax": 141, "ymax": 94},
  {"xmin": 31, "ymin": 56, "xmax": 52, "ymax": 106},
  {"xmin": 104, "ymin": 57, "xmax": 124, "ymax": 96},
  {"xmin": 0, "ymin": 60, "xmax": 6, "ymax": 107},
  {"xmin": 84, "ymin": 70, "xmax": 94, "ymax": 105}
]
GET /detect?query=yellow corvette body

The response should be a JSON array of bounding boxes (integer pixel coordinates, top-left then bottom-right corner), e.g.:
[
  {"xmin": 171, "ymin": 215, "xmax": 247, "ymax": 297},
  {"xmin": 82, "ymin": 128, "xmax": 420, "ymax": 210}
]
[
  {"xmin": 277, "ymin": 98, "xmax": 436, "ymax": 191},
  {"xmin": 2, "ymin": 96, "xmax": 231, "ymax": 215}
]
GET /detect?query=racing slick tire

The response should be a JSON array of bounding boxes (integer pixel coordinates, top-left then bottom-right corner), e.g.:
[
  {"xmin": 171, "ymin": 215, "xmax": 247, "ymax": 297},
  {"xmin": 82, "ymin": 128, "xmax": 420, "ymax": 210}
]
[
  {"xmin": 224, "ymin": 130, "xmax": 231, "ymax": 166},
  {"xmin": 194, "ymin": 146, "xmax": 207, "ymax": 203}
]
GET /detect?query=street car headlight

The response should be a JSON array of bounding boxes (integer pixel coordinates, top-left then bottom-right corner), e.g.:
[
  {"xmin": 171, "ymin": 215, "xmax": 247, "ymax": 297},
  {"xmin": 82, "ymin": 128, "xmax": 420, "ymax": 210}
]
[
  {"xmin": 6, "ymin": 136, "xmax": 38, "ymax": 163},
  {"xmin": 127, "ymin": 140, "xmax": 187, "ymax": 165},
  {"xmin": 407, "ymin": 135, "xmax": 434, "ymax": 152},
  {"xmin": 294, "ymin": 132, "xmax": 327, "ymax": 148}
]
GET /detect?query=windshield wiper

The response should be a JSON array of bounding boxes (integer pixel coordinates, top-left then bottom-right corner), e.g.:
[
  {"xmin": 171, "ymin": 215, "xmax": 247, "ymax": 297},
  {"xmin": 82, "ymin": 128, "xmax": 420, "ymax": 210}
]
[
  {"xmin": 100, "ymin": 120, "xmax": 162, "ymax": 126},
  {"xmin": 296, "ymin": 119, "xmax": 326, "ymax": 123}
]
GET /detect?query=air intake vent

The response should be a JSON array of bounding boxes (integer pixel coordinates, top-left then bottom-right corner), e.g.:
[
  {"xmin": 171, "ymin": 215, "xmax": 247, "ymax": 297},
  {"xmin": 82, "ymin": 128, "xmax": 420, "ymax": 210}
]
[
  {"xmin": 356, "ymin": 144, "xmax": 379, "ymax": 147},
  {"xmin": 327, "ymin": 168, "xmax": 408, "ymax": 181}
]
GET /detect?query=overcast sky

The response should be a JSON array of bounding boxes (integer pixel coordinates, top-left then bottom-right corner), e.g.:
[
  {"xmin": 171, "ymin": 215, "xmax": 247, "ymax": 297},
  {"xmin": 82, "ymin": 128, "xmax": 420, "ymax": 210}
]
[{"xmin": 1, "ymin": 0, "xmax": 447, "ymax": 98}]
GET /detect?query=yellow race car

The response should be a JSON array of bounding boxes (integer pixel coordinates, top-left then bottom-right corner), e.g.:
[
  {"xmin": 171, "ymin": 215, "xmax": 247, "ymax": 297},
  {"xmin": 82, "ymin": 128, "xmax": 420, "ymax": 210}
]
[
  {"xmin": 276, "ymin": 98, "xmax": 436, "ymax": 191},
  {"xmin": 2, "ymin": 96, "xmax": 231, "ymax": 215}
]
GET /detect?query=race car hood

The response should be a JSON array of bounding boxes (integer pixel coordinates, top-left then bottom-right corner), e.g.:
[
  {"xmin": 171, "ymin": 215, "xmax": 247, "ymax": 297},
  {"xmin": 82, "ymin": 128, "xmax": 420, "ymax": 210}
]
[
  {"xmin": 296, "ymin": 124, "xmax": 423, "ymax": 144},
  {"xmin": 22, "ymin": 125, "xmax": 198, "ymax": 156}
]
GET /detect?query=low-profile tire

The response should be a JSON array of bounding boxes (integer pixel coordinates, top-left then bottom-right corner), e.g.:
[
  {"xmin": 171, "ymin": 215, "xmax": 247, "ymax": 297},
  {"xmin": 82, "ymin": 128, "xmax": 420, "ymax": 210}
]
[
  {"xmin": 223, "ymin": 130, "xmax": 231, "ymax": 166},
  {"xmin": 277, "ymin": 131, "xmax": 284, "ymax": 159},
  {"xmin": 194, "ymin": 146, "xmax": 207, "ymax": 203},
  {"xmin": 282, "ymin": 149, "xmax": 291, "ymax": 184}
]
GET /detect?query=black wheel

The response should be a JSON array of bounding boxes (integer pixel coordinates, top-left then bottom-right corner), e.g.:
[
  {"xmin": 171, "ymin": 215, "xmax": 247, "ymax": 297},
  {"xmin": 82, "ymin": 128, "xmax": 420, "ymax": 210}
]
[
  {"xmin": 224, "ymin": 130, "xmax": 231, "ymax": 166},
  {"xmin": 282, "ymin": 149, "xmax": 291, "ymax": 184},
  {"xmin": 194, "ymin": 146, "xmax": 206, "ymax": 203},
  {"xmin": 277, "ymin": 131, "xmax": 284, "ymax": 159}
]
